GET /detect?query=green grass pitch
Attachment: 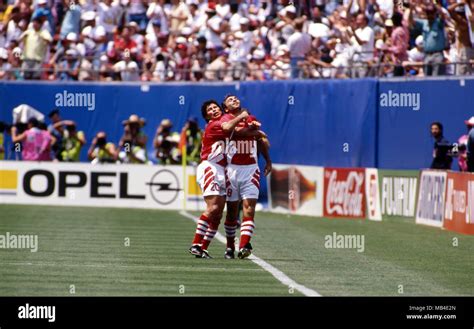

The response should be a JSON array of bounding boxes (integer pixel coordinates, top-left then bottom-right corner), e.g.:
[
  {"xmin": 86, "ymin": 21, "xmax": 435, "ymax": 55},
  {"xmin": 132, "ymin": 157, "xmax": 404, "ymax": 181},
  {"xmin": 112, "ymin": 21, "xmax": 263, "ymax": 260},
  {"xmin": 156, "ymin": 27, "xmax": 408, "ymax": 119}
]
[{"xmin": 0, "ymin": 204, "xmax": 473, "ymax": 296}]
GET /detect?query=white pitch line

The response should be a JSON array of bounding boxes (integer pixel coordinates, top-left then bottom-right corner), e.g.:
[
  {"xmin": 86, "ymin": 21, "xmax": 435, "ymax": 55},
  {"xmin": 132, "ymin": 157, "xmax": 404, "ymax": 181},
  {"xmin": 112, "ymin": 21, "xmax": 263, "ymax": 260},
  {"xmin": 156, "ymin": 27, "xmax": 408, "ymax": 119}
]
[{"xmin": 179, "ymin": 210, "xmax": 321, "ymax": 297}]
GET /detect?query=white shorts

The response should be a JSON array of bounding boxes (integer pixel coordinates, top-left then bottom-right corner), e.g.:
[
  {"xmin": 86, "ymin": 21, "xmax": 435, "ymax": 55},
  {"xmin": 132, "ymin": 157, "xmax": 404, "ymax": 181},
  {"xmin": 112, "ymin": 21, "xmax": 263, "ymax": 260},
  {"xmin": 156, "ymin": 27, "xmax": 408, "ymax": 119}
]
[
  {"xmin": 197, "ymin": 160, "xmax": 227, "ymax": 197},
  {"xmin": 226, "ymin": 164, "xmax": 260, "ymax": 202}
]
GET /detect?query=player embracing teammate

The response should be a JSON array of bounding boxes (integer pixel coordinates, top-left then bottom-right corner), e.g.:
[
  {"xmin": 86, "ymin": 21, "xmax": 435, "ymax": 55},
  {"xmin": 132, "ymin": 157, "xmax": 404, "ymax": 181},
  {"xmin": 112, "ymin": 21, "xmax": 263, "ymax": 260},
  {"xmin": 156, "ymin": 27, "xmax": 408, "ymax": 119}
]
[{"xmin": 189, "ymin": 96, "xmax": 271, "ymax": 259}]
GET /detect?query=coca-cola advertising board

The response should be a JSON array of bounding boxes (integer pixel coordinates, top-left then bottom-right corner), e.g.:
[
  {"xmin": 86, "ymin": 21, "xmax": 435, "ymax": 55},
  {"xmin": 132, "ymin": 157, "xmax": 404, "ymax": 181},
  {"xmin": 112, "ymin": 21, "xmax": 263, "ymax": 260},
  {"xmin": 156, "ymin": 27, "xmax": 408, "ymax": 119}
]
[
  {"xmin": 323, "ymin": 168, "xmax": 366, "ymax": 219},
  {"xmin": 267, "ymin": 164, "xmax": 324, "ymax": 217},
  {"xmin": 443, "ymin": 171, "xmax": 474, "ymax": 235}
]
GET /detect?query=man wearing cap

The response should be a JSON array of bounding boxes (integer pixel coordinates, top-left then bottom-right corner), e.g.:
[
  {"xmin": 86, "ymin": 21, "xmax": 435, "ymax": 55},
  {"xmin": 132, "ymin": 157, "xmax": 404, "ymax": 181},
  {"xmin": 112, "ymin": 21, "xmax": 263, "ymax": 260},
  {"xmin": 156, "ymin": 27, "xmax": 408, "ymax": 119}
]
[
  {"xmin": 56, "ymin": 48, "xmax": 80, "ymax": 80},
  {"xmin": 466, "ymin": 116, "xmax": 474, "ymax": 172},
  {"xmin": 154, "ymin": 119, "xmax": 180, "ymax": 164},
  {"xmin": 81, "ymin": 11, "xmax": 107, "ymax": 57},
  {"xmin": 229, "ymin": 17, "xmax": 254, "ymax": 80},
  {"xmin": 20, "ymin": 17, "xmax": 52, "ymax": 79},
  {"xmin": 31, "ymin": 0, "xmax": 54, "ymax": 34},
  {"xmin": 408, "ymin": 1, "xmax": 448, "ymax": 76}
]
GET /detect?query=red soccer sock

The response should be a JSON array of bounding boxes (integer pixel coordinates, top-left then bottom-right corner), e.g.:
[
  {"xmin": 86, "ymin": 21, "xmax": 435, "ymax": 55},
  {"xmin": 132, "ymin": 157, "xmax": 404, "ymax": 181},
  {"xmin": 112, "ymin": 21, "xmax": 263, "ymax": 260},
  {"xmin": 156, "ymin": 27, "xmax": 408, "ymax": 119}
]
[
  {"xmin": 224, "ymin": 217, "xmax": 238, "ymax": 250},
  {"xmin": 192, "ymin": 214, "xmax": 210, "ymax": 245},
  {"xmin": 202, "ymin": 220, "xmax": 219, "ymax": 250},
  {"xmin": 239, "ymin": 217, "xmax": 255, "ymax": 249}
]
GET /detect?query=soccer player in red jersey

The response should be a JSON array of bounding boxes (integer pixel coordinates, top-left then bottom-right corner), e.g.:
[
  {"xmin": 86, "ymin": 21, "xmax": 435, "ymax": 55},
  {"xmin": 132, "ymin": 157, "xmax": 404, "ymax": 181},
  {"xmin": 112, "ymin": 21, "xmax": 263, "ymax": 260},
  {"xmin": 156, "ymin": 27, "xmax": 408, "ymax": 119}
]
[
  {"xmin": 220, "ymin": 94, "xmax": 272, "ymax": 259},
  {"xmin": 189, "ymin": 100, "xmax": 263, "ymax": 258}
]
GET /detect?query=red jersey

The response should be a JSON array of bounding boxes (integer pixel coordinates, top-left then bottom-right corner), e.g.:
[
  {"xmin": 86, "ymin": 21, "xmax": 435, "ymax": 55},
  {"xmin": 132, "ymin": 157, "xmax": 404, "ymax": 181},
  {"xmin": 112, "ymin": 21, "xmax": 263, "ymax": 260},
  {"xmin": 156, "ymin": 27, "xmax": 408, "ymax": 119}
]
[
  {"xmin": 200, "ymin": 116, "xmax": 227, "ymax": 166},
  {"xmin": 222, "ymin": 112, "xmax": 259, "ymax": 165}
]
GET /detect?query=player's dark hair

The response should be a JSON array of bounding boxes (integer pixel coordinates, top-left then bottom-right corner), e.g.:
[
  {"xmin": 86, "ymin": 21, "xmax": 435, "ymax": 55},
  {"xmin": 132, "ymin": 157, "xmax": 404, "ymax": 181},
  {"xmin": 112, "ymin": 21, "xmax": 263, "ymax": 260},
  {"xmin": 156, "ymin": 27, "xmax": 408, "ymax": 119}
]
[
  {"xmin": 201, "ymin": 100, "xmax": 221, "ymax": 122},
  {"xmin": 431, "ymin": 121, "xmax": 443, "ymax": 133},
  {"xmin": 222, "ymin": 94, "xmax": 237, "ymax": 111}
]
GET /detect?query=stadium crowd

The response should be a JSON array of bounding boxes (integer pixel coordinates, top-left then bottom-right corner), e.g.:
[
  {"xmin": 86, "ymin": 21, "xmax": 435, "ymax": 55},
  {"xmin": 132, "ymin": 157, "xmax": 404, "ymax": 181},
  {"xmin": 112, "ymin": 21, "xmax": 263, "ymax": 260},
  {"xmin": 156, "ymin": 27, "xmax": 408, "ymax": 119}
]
[{"xmin": 0, "ymin": 0, "xmax": 473, "ymax": 81}]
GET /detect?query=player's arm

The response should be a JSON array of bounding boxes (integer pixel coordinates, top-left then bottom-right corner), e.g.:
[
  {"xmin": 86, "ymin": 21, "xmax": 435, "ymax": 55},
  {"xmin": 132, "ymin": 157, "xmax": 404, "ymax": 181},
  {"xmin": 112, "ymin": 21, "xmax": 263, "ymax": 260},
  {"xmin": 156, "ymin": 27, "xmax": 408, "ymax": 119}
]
[
  {"xmin": 257, "ymin": 137, "xmax": 272, "ymax": 176},
  {"xmin": 221, "ymin": 111, "xmax": 249, "ymax": 133},
  {"xmin": 11, "ymin": 126, "xmax": 26, "ymax": 143}
]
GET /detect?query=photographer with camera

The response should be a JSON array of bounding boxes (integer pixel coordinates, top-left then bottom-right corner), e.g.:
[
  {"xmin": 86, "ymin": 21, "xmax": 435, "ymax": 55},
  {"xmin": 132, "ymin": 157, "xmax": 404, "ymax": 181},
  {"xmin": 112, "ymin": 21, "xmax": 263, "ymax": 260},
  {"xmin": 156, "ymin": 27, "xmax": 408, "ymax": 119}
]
[
  {"xmin": 53, "ymin": 120, "xmax": 86, "ymax": 162},
  {"xmin": 154, "ymin": 119, "xmax": 180, "ymax": 165},
  {"xmin": 118, "ymin": 115, "xmax": 149, "ymax": 164},
  {"xmin": 0, "ymin": 121, "xmax": 7, "ymax": 160},
  {"xmin": 430, "ymin": 121, "xmax": 453, "ymax": 170},
  {"xmin": 178, "ymin": 117, "xmax": 202, "ymax": 165},
  {"xmin": 88, "ymin": 131, "xmax": 117, "ymax": 164}
]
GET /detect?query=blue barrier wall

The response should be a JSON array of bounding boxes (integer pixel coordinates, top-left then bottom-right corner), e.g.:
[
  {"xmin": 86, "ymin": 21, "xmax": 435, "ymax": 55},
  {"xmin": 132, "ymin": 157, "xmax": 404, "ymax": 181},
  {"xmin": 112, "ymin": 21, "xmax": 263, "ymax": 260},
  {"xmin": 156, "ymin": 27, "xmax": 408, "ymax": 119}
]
[
  {"xmin": 1, "ymin": 78, "xmax": 472, "ymax": 171},
  {"xmin": 377, "ymin": 78, "xmax": 474, "ymax": 170}
]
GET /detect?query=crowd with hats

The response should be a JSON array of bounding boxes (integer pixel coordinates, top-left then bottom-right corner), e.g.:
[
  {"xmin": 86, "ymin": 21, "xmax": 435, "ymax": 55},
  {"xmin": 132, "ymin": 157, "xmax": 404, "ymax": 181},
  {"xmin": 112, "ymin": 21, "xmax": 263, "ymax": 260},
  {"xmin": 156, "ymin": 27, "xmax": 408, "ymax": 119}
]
[{"xmin": 0, "ymin": 0, "xmax": 473, "ymax": 81}]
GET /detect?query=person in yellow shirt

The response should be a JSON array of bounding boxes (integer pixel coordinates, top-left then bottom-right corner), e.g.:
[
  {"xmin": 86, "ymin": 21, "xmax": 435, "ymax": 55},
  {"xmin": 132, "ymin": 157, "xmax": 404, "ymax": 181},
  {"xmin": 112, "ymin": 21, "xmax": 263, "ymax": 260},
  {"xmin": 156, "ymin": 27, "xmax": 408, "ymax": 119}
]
[
  {"xmin": 53, "ymin": 120, "xmax": 86, "ymax": 162},
  {"xmin": 20, "ymin": 17, "xmax": 52, "ymax": 79},
  {"xmin": 88, "ymin": 131, "xmax": 117, "ymax": 164}
]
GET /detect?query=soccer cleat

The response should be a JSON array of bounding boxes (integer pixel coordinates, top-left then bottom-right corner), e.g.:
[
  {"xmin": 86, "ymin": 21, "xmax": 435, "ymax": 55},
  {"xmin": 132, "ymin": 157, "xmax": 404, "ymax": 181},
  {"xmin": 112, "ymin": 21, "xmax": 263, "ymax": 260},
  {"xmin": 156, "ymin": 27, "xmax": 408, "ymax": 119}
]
[
  {"xmin": 237, "ymin": 243, "xmax": 253, "ymax": 259},
  {"xmin": 201, "ymin": 249, "xmax": 212, "ymax": 259},
  {"xmin": 189, "ymin": 244, "xmax": 203, "ymax": 257},
  {"xmin": 224, "ymin": 248, "xmax": 235, "ymax": 259}
]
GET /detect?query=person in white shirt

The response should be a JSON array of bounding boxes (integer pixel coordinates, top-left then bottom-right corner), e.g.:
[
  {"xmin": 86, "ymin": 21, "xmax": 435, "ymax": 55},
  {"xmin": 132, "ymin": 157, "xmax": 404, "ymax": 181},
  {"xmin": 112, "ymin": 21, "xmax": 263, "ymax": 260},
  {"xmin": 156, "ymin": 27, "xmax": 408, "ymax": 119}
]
[
  {"xmin": 169, "ymin": 0, "xmax": 189, "ymax": 35},
  {"xmin": 287, "ymin": 18, "xmax": 312, "ymax": 78},
  {"xmin": 408, "ymin": 35, "xmax": 425, "ymax": 62},
  {"xmin": 216, "ymin": 0, "xmax": 230, "ymax": 19},
  {"xmin": 229, "ymin": 17, "xmax": 254, "ymax": 80},
  {"xmin": 97, "ymin": 0, "xmax": 122, "ymax": 37},
  {"xmin": 202, "ymin": 4, "xmax": 223, "ymax": 48},
  {"xmin": 347, "ymin": 14, "xmax": 374, "ymax": 76},
  {"xmin": 114, "ymin": 52, "xmax": 140, "ymax": 81},
  {"xmin": 146, "ymin": 0, "xmax": 169, "ymax": 34}
]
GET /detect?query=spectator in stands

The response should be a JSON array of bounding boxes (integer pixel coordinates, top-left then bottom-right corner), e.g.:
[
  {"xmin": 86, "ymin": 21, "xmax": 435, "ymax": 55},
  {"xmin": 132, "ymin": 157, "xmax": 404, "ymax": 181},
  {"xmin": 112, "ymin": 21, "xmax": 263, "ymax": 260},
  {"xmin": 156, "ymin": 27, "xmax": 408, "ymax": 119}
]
[
  {"xmin": 59, "ymin": 0, "xmax": 82, "ymax": 39},
  {"xmin": 127, "ymin": 0, "xmax": 148, "ymax": 31},
  {"xmin": 448, "ymin": 0, "xmax": 474, "ymax": 75},
  {"xmin": 387, "ymin": 11, "xmax": 409, "ymax": 76},
  {"xmin": 0, "ymin": 47, "xmax": 10, "ymax": 79},
  {"xmin": 53, "ymin": 120, "xmax": 86, "ymax": 162},
  {"xmin": 56, "ymin": 48, "xmax": 80, "ymax": 80},
  {"xmin": 20, "ymin": 17, "xmax": 52, "ymax": 79},
  {"xmin": 178, "ymin": 117, "xmax": 202, "ymax": 165},
  {"xmin": 288, "ymin": 17, "xmax": 312, "ymax": 78},
  {"xmin": 348, "ymin": 13, "xmax": 375, "ymax": 77},
  {"xmin": 113, "ymin": 50, "xmax": 140, "ymax": 81},
  {"xmin": 88, "ymin": 131, "xmax": 117, "ymax": 163},
  {"xmin": 408, "ymin": 2, "xmax": 448, "ymax": 76},
  {"xmin": 465, "ymin": 116, "xmax": 474, "ymax": 172},
  {"xmin": 11, "ymin": 117, "xmax": 54, "ymax": 161},
  {"xmin": 154, "ymin": 119, "xmax": 180, "ymax": 164},
  {"xmin": 229, "ymin": 17, "xmax": 254, "ymax": 80},
  {"xmin": 430, "ymin": 121, "xmax": 453, "ymax": 170}
]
